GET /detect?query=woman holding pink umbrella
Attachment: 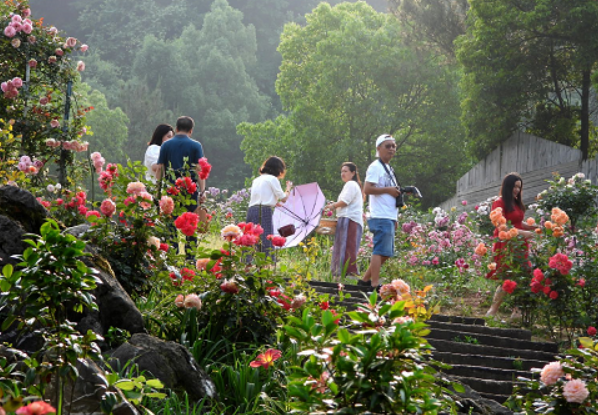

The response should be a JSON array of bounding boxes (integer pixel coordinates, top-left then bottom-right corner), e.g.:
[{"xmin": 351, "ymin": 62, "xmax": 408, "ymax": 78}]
[{"xmin": 325, "ymin": 162, "xmax": 364, "ymax": 278}]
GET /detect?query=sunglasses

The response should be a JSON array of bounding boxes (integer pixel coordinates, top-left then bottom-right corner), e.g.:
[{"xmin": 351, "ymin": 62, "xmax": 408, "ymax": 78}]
[{"xmin": 384, "ymin": 143, "xmax": 397, "ymax": 149}]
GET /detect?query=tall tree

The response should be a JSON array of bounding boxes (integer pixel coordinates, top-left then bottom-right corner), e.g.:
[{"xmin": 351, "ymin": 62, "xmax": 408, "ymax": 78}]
[
  {"xmin": 457, "ymin": 0, "xmax": 598, "ymax": 160},
  {"xmin": 240, "ymin": 2, "xmax": 468, "ymax": 206},
  {"xmin": 388, "ymin": 0, "xmax": 467, "ymax": 61}
]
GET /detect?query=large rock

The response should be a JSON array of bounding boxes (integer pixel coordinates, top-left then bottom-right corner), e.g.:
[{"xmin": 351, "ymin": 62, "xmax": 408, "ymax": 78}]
[
  {"xmin": 44, "ymin": 358, "xmax": 139, "ymax": 415},
  {"xmin": 78, "ymin": 245, "xmax": 146, "ymax": 337},
  {"xmin": 0, "ymin": 185, "xmax": 48, "ymax": 233},
  {"xmin": 110, "ymin": 334, "xmax": 217, "ymax": 402},
  {"xmin": 0, "ymin": 215, "xmax": 25, "ymax": 267},
  {"xmin": 442, "ymin": 375, "xmax": 513, "ymax": 415}
]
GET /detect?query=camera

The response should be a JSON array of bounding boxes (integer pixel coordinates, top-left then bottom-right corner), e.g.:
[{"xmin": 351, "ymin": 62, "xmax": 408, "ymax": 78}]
[{"xmin": 396, "ymin": 186, "xmax": 422, "ymax": 207}]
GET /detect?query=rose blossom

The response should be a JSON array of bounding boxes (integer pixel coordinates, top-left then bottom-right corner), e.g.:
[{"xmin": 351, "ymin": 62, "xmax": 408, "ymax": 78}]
[
  {"xmin": 174, "ymin": 212, "xmax": 199, "ymax": 236},
  {"xmin": 15, "ymin": 401, "xmax": 56, "ymax": 415},
  {"xmin": 588, "ymin": 326, "xmax": 597, "ymax": 336},
  {"xmin": 562, "ymin": 379, "xmax": 589, "ymax": 403},
  {"xmin": 76, "ymin": 61, "xmax": 85, "ymax": 72},
  {"xmin": 4, "ymin": 25, "xmax": 16, "ymax": 38},
  {"xmin": 174, "ymin": 294, "xmax": 184, "ymax": 308},
  {"xmin": 100, "ymin": 199, "xmax": 116, "ymax": 217},
  {"xmin": 50, "ymin": 119, "xmax": 60, "ymax": 128},
  {"xmin": 391, "ymin": 279, "xmax": 410, "ymax": 295},
  {"xmin": 540, "ymin": 361, "xmax": 564, "ymax": 385},
  {"xmin": 196, "ymin": 258, "xmax": 210, "ymax": 271},
  {"xmin": 80, "ymin": 44, "xmax": 89, "ymax": 52},
  {"xmin": 11, "ymin": 38, "xmax": 21, "ymax": 48},
  {"xmin": 126, "ymin": 181, "xmax": 146, "ymax": 195},
  {"xmin": 183, "ymin": 294, "xmax": 201, "ymax": 310},
  {"xmin": 147, "ymin": 236, "xmax": 160, "ymax": 250},
  {"xmin": 159, "ymin": 196, "xmax": 174, "ymax": 215},
  {"xmin": 65, "ymin": 37, "xmax": 77, "ymax": 47},
  {"xmin": 55, "ymin": 48, "xmax": 63, "ymax": 56},
  {"xmin": 220, "ymin": 279, "xmax": 239, "ymax": 294},
  {"xmin": 221, "ymin": 224, "xmax": 242, "ymax": 241},
  {"xmin": 291, "ymin": 294, "xmax": 306, "ymax": 310}
]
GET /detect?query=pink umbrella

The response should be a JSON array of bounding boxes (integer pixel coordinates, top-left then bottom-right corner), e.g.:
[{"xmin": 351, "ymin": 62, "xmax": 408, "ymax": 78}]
[{"xmin": 272, "ymin": 182, "xmax": 326, "ymax": 248}]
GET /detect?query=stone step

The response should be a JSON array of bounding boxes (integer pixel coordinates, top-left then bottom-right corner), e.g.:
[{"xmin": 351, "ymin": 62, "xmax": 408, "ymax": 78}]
[
  {"xmin": 478, "ymin": 392, "xmax": 510, "ymax": 405},
  {"xmin": 433, "ymin": 352, "xmax": 550, "ymax": 371},
  {"xmin": 451, "ymin": 375, "xmax": 517, "ymax": 397},
  {"xmin": 427, "ymin": 328, "xmax": 558, "ymax": 353},
  {"xmin": 428, "ymin": 338, "xmax": 558, "ymax": 362},
  {"xmin": 427, "ymin": 320, "xmax": 532, "ymax": 341},
  {"xmin": 445, "ymin": 364, "xmax": 533, "ymax": 382},
  {"xmin": 429, "ymin": 314, "xmax": 486, "ymax": 326}
]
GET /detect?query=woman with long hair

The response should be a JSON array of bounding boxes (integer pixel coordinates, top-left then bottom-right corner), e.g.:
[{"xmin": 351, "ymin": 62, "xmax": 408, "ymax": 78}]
[
  {"xmin": 325, "ymin": 162, "xmax": 364, "ymax": 278},
  {"xmin": 246, "ymin": 156, "xmax": 292, "ymax": 256},
  {"xmin": 485, "ymin": 172, "xmax": 539, "ymax": 317},
  {"xmin": 144, "ymin": 124, "xmax": 174, "ymax": 182}
]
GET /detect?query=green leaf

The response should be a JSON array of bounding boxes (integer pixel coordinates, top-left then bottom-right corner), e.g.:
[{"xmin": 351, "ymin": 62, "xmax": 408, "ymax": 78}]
[
  {"xmin": 452, "ymin": 382, "xmax": 465, "ymax": 393},
  {"xmin": 115, "ymin": 380, "xmax": 136, "ymax": 391},
  {"xmin": 145, "ymin": 379, "xmax": 164, "ymax": 389}
]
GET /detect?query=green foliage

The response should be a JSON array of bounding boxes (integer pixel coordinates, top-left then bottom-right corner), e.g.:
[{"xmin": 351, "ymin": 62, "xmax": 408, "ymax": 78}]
[
  {"xmin": 0, "ymin": 219, "xmax": 103, "ymax": 411},
  {"xmin": 81, "ymin": 85, "xmax": 130, "ymax": 165},
  {"xmin": 283, "ymin": 295, "xmax": 455, "ymax": 414},
  {"xmin": 537, "ymin": 173, "xmax": 598, "ymax": 229},
  {"xmin": 456, "ymin": 0, "xmax": 598, "ymax": 160},
  {"xmin": 0, "ymin": 0, "xmax": 93, "ymax": 187},
  {"xmin": 507, "ymin": 338, "xmax": 598, "ymax": 413},
  {"xmin": 240, "ymin": 1, "xmax": 469, "ymax": 206}
]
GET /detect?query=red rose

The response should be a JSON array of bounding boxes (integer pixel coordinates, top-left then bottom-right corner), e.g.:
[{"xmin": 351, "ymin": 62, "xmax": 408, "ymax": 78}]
[
  {"xmin": 174, "ymin": 212, "xmax": 199, "ymax": 236},
  {"xmin": 587, "ymin": 326, "xmax": 597, "ymax": 336},
  {"xmin": 502, "ymin": 279, "xmax": 517, "ymax": 294},
  {"xmin": 549, "ymin": 290, "xmax": 559, "ymax": 300}
]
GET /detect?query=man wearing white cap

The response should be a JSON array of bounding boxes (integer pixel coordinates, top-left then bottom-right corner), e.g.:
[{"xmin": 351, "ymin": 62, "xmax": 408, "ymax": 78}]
[{"xmin": 357, "ymin": 134, "xmax": 401, "ymax": 290}]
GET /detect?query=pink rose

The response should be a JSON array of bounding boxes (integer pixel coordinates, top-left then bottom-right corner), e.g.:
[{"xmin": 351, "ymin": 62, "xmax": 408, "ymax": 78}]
[
  {"xmin": 461, "ymin": 200, "xmax": 467, "ymax": 206},
  {"xmin": 80, "ymin": 44, "xmax": 89, "ymax": 52},
  {"xmin": 183, "ymin": 294, "xmax": 202, "ymax": 310},
  {"xmin": 562, "ymin": 379, "xmax": 589, "ymax": 403},
  {"xmin": 100, "ymin": 199, "xmax": 116, "ymax": 217},
  {"xmin": 12, "ymin": 77, "xmax": 23, "ymax": 88},
  {"xmin": 540, "ymin": 361, "xmax": 564, "ymax": 385},
  {"xmin": 45, "ymin": 138, "xmax": 56, "ymax": 147},
  {"xmin": 23, "ymin": 8, "xmax": 31, "ymax": 17},
  {"xmin": 48, "ymin": 26, "xmax": 58, "ymax": 34},
  {"xmin": 0, "ymin": 82, "xmax": 7, "ymax": 92},
  {"xmin": 39, "ymin": 96, "xmax": 49, "ymax": 105},
  {"xmin": 4, "ymin": 25, "xmax": 16, "ymax": 37},
  {"xmin": 48, "ymin": 56, "xmax": 57, "ymax": 64},
  {"xmin": 11, "ymin": 14, "xmax": 22, "ymax": 24},
  {"xmin": 159, "ymin": 196, "xmax": 174, "ymax": 215},
  {"xmin": 126, "ymin": 181, "xmax": 146, "ymax": 195},
  {"xmin": 22, "ymin": 23, "xmax": 32, "ymax": 34},
  {"xmin": 76, "ymin": 61, "xmax": 85, "ymax": 72},
  {"xmin": 50, "ymin": 119, "xmax": 60, "ymax": 128},
  {"xmin": 11, "ymin": 38, "xmax": 20, "ymax": 48},
  {"xmin": 27, "ymin": 35, "xmax": 36, "ymax": 44},
  {"xmin": 65, "ymin": 37, "xmax": 77, "ymax": 48},
  {"xmin": 174, "ymin": 294, "xmax": 184, "ymax": 308},
  {"xmin": 55, "ymin": 48, "xmax": 64, "ymax": 56},
  {"xmin": 28, "ymin": 59, "xmax": 37, "ymax": 68}
]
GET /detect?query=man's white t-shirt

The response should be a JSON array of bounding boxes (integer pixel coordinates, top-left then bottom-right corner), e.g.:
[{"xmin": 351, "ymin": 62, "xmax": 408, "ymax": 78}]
[
  {"xmin": 249, "ymin": 174, "xmax": 285, "ymax": 207},
  {"xmin": 365, "ymin": 160, "xmax": 398, "ymax": 220},
  {"xmin": 336, "ymin": 180, "xmax": 363, "ymax": 227}
]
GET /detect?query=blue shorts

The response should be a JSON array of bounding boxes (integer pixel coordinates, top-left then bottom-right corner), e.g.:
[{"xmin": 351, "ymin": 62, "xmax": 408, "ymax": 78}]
[{"xmin": 368, "ymin": 218, "xmax": 395, "ymax": 257}]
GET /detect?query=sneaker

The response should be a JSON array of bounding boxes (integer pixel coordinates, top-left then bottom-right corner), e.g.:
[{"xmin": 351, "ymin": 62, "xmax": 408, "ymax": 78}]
[
  {"xmin": 357, "ymin": 279, "xmax": 370, "ymax": 287},
  {"xmin": 367, "ymin": 284, "xmax": 382, "ymax": 295}
]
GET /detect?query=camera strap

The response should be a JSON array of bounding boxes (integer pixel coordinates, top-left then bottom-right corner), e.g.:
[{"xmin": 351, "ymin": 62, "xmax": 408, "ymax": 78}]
[{"xmin": 378, "ymin": 159, "xmax": 401, "ymax": 188}]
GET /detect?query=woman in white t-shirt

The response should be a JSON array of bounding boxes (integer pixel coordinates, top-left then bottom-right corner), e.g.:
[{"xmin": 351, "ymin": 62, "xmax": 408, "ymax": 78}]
[
  {"xmin": 144, "ymin": 124, "xmax": 174, "ymax": 182},
  {"xmin": 247, "ymin": 156, "xmax": 292, "ymax": 256},
  {"xmin": 325, "ymin": 162, "xmax": 364, "ymax": 278}
]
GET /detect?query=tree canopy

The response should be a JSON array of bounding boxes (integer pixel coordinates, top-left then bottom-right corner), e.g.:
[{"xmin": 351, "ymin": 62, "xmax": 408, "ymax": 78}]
[
  {"xmin": 457, "ymin": 0, "xmax": 598, "ymax": 160},
  {"xmin": 240, "ymin": 2, "xmax": 468, "ymax": 206}
]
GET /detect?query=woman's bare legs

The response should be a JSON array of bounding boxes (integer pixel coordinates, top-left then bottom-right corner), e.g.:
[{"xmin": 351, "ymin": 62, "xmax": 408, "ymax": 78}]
[{"xmin": 486, "ymin": 285, "xmax": 507, "ymax": 317}]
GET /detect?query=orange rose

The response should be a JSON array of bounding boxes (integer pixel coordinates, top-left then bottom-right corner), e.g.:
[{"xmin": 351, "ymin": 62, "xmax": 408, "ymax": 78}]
[
  {"xmin": 544, "ymin": 221, "xmax": 553, "ymax": 230},
  {"xmin": 475, "ymin": 243, "xmax": 487, "ymax": 256},
  {"xmin": 526, "ymin": 217, "xmax": 536, "ymax": 225},
  {"xmin": 488, "ymin": 262, "xmax": 497, "ymax": 271},
  {"xmin": 535, "ymin": 228, "xmax": 542, "ymax": 234},
  {"xmin": 498, "ymin": 231, "xmax": 509, "ymax": 240},
  {"xmin": 508, "ymin": 228, "xmax": 519, "ymax": 238}
]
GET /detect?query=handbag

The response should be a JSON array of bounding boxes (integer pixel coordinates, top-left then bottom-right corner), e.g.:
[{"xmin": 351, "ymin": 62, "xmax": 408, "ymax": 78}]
[{"xmin": 277, "ymin": 224, "xmax": 296, "ymax": 237}]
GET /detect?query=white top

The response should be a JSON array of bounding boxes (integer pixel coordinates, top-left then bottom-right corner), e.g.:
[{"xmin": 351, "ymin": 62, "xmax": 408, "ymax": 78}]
[
  {"xmin": 365, "ymin": 160, "xmax": 398, "ymax": 220},
  {"xmin": 336, "ymin": 180, "xmax": 363, "ymax": 227},
  {"xmin": 248, "ymin": 174, "xmax": 286, "ymax": 207},
  {"xmin": 144, "ymin": 145, "xmax": 161, "ymax": 182}
]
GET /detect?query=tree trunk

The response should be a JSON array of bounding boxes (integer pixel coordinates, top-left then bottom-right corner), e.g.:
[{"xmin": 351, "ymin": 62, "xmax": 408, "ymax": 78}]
[{"xmin": 580, "ymin": 69, "xmax": 590, "ymax": 160}]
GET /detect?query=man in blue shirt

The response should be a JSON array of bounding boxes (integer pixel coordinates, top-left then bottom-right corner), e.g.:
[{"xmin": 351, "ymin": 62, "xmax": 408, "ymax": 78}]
[{"xmin": 157, "ymin": 116, "xmax": 207, "ymax": 210}]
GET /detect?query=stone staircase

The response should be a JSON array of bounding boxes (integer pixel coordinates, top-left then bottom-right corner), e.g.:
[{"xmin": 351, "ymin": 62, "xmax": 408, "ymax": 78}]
[{"xmin": 307, "ymin": 280, "xmax": 559, "ymax": 404}]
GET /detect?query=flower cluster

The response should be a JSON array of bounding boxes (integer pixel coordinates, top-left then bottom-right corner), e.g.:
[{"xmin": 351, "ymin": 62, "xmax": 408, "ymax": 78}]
[
  {"xmin": 198, "ymin": 157, "xmax": 212, "ymax": 180},
  {"xmin": 548, "ymin": 253, "xmax": 573, "ymax": 275},
  {"xmin": 90, "ymin": 151, "xmax": 105, "ymax": 173},
  {"xmin": 98, "ymin": 164, "xmax": 118, "ymax": 194},
  {"xmin": 544, "ymin": 207, "xmax": 569, "ymax": 237},
  {"xmin": 174, "ymin": 212, "xmax": 199, "ymax": 237},
  {"xmin": 15, "ymin": 400, "xmax": 55, "ymax": 415},
  {"xmin": 175, "ymin": 293, "xmax": 201, "ymax": 310},
  {"xmin": 267, "ymin": 234, "xmax": 286, "ymax": 247},
  {"xmin": 379, "ymin": 279, "xmax": 411, "ymax": 302},
  {"xmin": 159, "ymin": 195, "xmax": 174, "ymax": 215},
  {"xmin": 1, "ymin": 76, "xmax": 23, "ymax": 98},
  {"xmin": 530, "ymin": 268, "xmax": 557, "ymax": 298},
  {"xmin": 17, "ymin": 155, "xmax": 42, "ymax": 174},
  {"xmin": 502, "ymin": 279, "xmax": 517, "ymax": 294}
]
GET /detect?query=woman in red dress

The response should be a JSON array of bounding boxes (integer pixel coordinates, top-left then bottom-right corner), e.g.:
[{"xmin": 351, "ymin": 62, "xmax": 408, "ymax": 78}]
[{"xmin": 485, "ymin": 173, "xmax": 539, "ymax": 317}]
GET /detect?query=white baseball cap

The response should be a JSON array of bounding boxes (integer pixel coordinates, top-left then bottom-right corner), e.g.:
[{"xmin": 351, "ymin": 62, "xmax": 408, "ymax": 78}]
[{"xmin": 375, "ymin": 134, "xmax": 395, "ymax": 157}]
